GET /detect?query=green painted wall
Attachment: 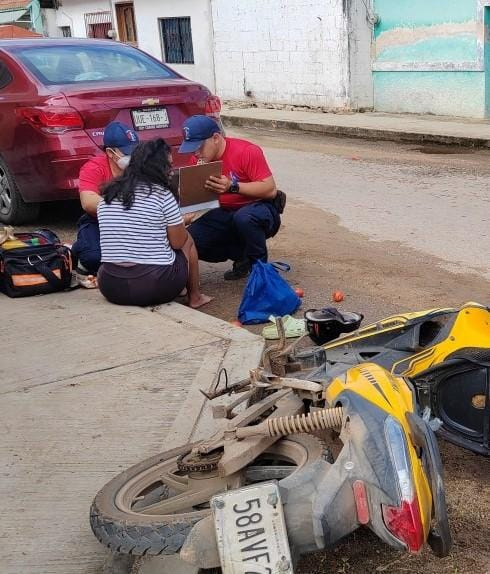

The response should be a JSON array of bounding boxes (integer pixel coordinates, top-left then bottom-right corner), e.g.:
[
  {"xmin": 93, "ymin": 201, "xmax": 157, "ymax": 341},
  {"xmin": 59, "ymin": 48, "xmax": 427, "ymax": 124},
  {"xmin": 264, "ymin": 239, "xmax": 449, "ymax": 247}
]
[
  {"xmin": 373, "ymin": 0, "xmax": 487, "ymax": 118},
  {"xmin": 374, "ymin": 0, "xmax": 478, "ymax": 63},
  {"xmin": 374, "ymin": 0, "xmax": 476, "ymax": 32},
  {"xmin": 374, "ymin": 71, "xmax": 485, "ymax": 117}
]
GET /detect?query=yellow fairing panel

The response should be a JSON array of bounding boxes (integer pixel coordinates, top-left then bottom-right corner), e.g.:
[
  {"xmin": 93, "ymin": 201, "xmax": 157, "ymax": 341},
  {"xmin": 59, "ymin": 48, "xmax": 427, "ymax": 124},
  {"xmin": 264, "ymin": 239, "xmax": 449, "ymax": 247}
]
[{"xmin": 325, "ymin": 363, "xmax": 433, "ymax": 537}]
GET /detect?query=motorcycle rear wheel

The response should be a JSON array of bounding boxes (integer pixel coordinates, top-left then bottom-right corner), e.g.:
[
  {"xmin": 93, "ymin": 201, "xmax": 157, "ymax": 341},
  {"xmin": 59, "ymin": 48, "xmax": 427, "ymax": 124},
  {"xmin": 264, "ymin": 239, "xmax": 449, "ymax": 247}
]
[{"xmin": 90, "ymin": 435, "xmax": 324, "ymax": 556}]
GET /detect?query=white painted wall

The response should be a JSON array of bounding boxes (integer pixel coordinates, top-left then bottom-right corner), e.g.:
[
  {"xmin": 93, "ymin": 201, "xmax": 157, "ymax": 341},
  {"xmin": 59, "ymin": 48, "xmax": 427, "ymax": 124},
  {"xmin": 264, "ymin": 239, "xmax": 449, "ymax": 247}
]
[
  {"xmin": 132, "ymin": 0, "xmax": 216, "ymax": 92},
  {"xmin": 348, "ymin": 0, "xmax": 374, "ymax": 109},
  {"xmin": 211, "ymin": 0, "xmax": 350, "ymax": 108},
  {"xmin": 55, "ymin": 0, "xmax": 113, "ymax": 39},
  {"xmin": 42, "ymin": 8, "xmax": 62, "ymax": 37}
]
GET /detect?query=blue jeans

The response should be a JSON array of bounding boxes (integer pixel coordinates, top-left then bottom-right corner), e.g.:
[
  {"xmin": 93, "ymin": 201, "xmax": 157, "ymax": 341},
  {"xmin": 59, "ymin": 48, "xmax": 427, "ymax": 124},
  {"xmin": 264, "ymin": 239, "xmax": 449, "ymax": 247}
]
[
  {"xmin": 188, "ymin": 201, "xmax": 280, "ymax": 263},
  {"xmin": 72, "ymin": 214, "xmax": 101, "ymax": 274}
]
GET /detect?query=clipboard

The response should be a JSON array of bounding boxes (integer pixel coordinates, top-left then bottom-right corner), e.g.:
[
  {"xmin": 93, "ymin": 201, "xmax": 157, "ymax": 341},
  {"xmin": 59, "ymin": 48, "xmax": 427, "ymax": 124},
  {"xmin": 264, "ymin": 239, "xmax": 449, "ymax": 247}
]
[{"xmin": 174, "ymin": 161, "xmax": 222, "ymax": 214}]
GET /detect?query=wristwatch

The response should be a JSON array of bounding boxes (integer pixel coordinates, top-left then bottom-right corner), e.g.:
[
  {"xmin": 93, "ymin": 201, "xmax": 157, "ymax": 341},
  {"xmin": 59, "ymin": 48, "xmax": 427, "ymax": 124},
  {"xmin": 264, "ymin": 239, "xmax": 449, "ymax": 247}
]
[{"xmin": 229, "ymin": 181, "xmax": 240, "ymax": 194}]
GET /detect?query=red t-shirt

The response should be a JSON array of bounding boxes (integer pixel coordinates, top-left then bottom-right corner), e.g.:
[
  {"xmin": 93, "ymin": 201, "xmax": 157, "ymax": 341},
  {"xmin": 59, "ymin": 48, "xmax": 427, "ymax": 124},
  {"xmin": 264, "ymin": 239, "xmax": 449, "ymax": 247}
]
[
  {"xmin": 78, "ymin": 155, "xmax": 113, "ymax": 195},
  {"xmin": 194, "ymin": 137, "xmax": 273, "ymax": 211}
]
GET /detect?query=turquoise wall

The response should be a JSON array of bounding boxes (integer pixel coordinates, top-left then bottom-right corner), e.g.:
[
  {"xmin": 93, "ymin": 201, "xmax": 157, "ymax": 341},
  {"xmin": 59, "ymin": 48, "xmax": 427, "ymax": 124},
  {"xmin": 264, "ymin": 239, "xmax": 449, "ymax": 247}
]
[
  {"xmin": 373, "ymin": 0, "xmax": 486, "ymax": 118},
  {"xmin": 374, "ymin": 71, "xmax": 485, "ymax": 117},
  {"xmin": 374, "ymin": 0, "xmax": 476, "ymax": 30},
  {"xmin": 485, "ymin": 7, "xmax": 490, "ymax": 115}
]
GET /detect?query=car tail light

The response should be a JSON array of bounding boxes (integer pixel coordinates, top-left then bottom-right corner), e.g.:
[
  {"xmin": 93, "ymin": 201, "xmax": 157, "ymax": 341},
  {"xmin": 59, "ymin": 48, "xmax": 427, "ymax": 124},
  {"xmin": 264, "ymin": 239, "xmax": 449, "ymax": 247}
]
[
  {"xmin": 382, "ymin": 416, "xmax": 424, "ymax": 553},
  {"xmin": 16, "ymin": 106, "xmax": 84, "ymax": 134},
  {"xmin": 205, "ymin": 95, "xmax": 221, "ymax": 116}
]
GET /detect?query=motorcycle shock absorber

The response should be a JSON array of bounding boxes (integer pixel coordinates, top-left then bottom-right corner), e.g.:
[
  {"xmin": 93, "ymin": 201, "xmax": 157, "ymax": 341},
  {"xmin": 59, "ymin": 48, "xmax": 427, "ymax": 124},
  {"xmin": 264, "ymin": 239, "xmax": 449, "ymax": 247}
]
[{"xmin": 236, "ymin": 407, "xmax": 343, "ymax": 439}]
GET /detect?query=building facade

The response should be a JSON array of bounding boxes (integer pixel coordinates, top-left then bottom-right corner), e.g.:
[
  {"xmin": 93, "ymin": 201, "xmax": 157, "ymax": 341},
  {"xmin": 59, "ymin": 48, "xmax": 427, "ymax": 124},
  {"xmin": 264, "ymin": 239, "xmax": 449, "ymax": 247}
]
[
  {"xmin": 46, "ymin": 0, "xmax": 374, "ymax": 112},
  {"xmin": 25, "ymin": 0, "xmax": 490, "ymax": 119}
]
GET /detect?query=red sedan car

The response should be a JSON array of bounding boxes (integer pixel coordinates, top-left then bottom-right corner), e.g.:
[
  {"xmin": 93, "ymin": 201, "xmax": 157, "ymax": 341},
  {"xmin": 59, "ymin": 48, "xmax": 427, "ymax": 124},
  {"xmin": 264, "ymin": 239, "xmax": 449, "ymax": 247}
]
[{"xmin": 0, "ymin": 38, "xmax": 221, "ymax": 224}]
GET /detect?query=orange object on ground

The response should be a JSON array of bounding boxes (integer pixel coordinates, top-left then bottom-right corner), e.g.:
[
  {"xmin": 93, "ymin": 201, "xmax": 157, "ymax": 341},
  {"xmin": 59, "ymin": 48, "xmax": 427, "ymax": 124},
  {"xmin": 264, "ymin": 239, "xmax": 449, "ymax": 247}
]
[
  {"xmin": 230, "ymin": 320, "xmax": 242, "ymax": 328},
  {"xmin": 332, "ymin": 290, "xmax": 344, "ymax": 302},
  {"xmin": 294, "ymin": 287, "xmax": 305, "ymax": 298}
]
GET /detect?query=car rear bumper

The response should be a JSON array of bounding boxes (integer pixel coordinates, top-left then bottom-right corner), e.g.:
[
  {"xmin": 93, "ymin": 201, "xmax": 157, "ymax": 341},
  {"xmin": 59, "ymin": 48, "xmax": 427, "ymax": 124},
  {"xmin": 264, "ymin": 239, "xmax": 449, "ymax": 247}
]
[{"xmin": 7, "ymin": 130, "xmax": 186, "ymax": 204}]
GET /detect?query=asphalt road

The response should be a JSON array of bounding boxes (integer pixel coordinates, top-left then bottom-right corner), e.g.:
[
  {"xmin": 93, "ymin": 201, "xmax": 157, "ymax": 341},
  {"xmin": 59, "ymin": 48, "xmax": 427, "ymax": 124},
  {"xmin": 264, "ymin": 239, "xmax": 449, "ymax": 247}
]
[{"xmin": 231, "ymin": 127, "xmax": 490, "ymax": 279}]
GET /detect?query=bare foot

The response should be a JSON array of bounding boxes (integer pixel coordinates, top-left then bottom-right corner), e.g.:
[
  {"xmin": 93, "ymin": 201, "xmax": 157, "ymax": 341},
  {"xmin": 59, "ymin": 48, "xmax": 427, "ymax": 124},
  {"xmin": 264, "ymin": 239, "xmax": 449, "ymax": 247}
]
[
  {"xmin": 187, "ymin": 293, "xmax": 213, "ymax": 309},
  {"xmin": 77, "ymin": 273, "xmax": 98, "ymax": 289}
]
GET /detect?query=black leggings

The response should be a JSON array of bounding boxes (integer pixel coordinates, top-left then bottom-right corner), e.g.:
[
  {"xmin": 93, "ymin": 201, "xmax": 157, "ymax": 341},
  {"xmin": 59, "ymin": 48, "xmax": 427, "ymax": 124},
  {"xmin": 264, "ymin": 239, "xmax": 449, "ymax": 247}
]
[{"xmin": 97, "ymin": 251, "xmax": 188, "ymax": 307}]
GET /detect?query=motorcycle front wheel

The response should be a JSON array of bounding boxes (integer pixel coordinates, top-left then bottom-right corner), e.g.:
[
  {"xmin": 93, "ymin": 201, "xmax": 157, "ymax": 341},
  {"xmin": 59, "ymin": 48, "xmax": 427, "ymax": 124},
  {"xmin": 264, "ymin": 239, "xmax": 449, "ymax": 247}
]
[{"xmin": 90, "ymin": 434, "xmax": 324, "ymax": 556}]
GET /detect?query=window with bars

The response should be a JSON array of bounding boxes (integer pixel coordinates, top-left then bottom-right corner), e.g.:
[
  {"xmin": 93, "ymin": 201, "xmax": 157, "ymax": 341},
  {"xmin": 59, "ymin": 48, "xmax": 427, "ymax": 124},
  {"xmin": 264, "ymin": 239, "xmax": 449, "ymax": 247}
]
[
  {"xmin": 160, "ymin": 17, "xmax": 194, "ymax": 64},
  {"xmin": 59, "ymin": 26, "xmax": 72, "ymax": 38},
  {"xmin": 84, "ymin": 11, "xmax": 113, "ymax": 39}
]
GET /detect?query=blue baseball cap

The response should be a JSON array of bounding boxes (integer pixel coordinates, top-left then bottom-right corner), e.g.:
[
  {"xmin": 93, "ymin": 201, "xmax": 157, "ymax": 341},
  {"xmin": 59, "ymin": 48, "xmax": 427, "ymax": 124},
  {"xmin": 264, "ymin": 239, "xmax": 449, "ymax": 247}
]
[
  {"xmin": 103, "ymin": 121, "xmax": 139, "ymax": 155},
  {"xmin": 178, "ymin": 115, "xmax": 221, "ymax": 154}
]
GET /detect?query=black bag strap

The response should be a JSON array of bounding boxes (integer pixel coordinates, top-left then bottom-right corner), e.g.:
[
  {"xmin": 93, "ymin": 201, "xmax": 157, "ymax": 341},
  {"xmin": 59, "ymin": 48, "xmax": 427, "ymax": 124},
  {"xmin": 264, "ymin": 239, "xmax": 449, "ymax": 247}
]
[{"xmin": 28, "ymin": 255, "xmax": 64, "ymax": 289}]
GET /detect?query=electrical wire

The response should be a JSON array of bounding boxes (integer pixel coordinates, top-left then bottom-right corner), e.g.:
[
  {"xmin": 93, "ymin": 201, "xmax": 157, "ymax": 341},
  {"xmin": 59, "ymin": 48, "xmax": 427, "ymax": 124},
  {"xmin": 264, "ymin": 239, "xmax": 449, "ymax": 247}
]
[{"xmin": 359, "ymin": 0, "xmax": 379, "ymax": 27}]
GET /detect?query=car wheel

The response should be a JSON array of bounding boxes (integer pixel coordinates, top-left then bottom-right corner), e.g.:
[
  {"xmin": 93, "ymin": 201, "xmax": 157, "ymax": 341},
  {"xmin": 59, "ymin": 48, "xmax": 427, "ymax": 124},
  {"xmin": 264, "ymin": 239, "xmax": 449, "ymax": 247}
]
[{"xmin": 0, "ymin": 157, "xmax": 40, "ymax": 225}]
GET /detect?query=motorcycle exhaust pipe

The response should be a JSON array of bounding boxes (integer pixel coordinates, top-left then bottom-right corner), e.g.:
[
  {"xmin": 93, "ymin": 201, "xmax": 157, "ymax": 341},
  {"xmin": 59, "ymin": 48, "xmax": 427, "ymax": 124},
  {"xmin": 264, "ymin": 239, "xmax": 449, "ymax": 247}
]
[{"xmin": 236, "ymin": 407, "xmax": 343, "ymax": 439}]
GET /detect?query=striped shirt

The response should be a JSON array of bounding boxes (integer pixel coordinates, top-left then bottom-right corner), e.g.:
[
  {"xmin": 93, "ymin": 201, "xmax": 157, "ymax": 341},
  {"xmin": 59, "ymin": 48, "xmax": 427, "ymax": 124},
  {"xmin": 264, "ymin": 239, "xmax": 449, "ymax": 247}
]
[{"xmin": 98, "ymin": 183, "xmax": 183, "ymax": 266}]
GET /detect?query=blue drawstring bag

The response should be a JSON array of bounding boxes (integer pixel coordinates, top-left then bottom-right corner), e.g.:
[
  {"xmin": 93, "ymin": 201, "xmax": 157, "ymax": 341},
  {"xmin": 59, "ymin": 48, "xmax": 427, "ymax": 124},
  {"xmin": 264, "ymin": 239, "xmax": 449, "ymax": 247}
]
[{"xmin": 238, "ymin": 261, "xmax": 301, "ymax": 325}]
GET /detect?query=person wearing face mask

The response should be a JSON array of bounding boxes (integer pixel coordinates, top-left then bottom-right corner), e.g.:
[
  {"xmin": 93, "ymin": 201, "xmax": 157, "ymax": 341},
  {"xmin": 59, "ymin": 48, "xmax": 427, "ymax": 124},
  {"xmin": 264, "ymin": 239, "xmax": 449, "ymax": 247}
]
[{"xmin": 72, "ymin": 121, "xmax": 139, "ymax": 283}]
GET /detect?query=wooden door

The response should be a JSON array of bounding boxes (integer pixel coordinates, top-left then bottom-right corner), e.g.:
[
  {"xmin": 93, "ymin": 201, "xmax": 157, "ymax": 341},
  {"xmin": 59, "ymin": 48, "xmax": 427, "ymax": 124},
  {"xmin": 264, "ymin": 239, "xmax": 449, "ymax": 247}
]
[{"xmin": 116, "ymin": 3, "xmax": 137, "ymax": 46}]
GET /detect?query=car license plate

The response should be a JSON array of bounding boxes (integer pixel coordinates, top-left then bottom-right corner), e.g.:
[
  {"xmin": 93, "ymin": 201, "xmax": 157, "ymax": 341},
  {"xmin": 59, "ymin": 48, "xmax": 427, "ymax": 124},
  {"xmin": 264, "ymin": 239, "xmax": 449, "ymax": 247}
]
[
  {"xmin": 212, "ymin": 482, "xmax": 294, "ymax": 574},
  {"xmin": 131, "ymin": 107, "xmax": 169, "ymax": 130}
]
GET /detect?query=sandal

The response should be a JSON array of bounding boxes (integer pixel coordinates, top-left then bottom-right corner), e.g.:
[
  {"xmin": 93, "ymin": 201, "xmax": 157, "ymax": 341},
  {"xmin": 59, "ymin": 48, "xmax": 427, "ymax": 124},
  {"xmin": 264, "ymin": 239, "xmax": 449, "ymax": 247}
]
[{"xmin": 262, "ymin": 314, "xmax": 306, "ymax": 340}]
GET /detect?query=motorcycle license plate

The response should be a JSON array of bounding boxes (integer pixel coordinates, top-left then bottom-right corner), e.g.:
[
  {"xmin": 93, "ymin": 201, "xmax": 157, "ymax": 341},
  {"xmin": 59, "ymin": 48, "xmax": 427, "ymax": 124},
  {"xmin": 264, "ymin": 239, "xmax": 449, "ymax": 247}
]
[{"xmin": 212, "ymin": 482, "xmax": 293, "ymax": 574}]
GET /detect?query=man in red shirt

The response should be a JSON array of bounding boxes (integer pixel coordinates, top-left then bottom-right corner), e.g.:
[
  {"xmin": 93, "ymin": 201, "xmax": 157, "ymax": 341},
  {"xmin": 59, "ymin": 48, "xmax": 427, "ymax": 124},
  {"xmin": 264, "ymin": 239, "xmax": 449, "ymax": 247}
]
[
  {"xmin": 179, "ymin": 115, "xmax": 282, "ymax": 280},
  {"xmin": 72, "ymin": 121, "xmax": 139, "ymax": 276}
]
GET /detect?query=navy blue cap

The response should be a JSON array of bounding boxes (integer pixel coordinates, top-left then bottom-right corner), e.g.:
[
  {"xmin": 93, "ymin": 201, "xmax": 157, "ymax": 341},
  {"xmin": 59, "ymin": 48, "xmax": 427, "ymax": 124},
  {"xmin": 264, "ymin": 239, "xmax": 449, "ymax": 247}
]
[
  {"xmin": 103, "ymin": 121, "xmax": 139, "ymax": 155},
  {"xmin": 178, "ymin": 115, "xmax": 221, "ymax": 154}
]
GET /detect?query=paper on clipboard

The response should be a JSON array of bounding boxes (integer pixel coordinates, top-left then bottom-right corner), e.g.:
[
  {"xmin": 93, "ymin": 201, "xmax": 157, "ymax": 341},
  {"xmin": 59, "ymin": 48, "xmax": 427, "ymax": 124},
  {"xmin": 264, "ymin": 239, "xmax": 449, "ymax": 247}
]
[{"xmin": 175, "ymin": 161, "xmax": 222, "ymax": 215}]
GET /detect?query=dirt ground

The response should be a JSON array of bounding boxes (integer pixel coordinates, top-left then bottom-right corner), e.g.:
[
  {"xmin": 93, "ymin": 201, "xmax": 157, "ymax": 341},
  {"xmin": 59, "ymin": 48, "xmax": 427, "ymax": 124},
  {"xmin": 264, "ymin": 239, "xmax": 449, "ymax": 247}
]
[{"xmin": 18, "ymin": 131, "xmax": 490, "ymax": 574}]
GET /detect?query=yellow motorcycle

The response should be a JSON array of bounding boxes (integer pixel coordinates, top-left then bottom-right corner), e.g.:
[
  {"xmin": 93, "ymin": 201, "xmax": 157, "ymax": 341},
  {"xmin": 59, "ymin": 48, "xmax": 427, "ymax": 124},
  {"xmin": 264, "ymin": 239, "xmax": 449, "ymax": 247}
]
[
  {"xmin": 306, "ymin": 302, "xmax": 490, "ymax": 456},
  {"xmin": 91, "ymin": 342, "xmax": 451, "ymax": 568}
]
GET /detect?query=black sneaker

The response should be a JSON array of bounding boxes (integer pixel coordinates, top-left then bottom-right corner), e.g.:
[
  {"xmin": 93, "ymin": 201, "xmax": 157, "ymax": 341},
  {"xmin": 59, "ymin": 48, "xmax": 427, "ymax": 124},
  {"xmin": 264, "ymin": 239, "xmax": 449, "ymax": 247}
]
[{"xmin": 224, "ymin": 259, "xmax": 252, "ymax": 281}]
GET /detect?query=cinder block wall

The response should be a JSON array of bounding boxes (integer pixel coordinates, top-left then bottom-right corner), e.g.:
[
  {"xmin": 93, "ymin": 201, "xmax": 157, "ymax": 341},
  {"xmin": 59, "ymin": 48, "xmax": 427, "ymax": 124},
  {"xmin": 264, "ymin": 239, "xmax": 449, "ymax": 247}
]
[{"xmin": 211, "ymin": 0, "xmax": 353, "ymax": 109}]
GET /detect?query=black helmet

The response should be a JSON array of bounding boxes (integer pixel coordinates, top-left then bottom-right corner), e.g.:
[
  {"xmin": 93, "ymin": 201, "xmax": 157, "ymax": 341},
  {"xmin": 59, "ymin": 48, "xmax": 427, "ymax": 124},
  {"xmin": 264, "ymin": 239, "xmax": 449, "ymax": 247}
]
[
  {"xmin": 304, "ymin": 307, "xmax": 363, "ymax": 345},
  {"xmin": 33, "ymin": 228, "xmax": 61, "ymax": 245}
]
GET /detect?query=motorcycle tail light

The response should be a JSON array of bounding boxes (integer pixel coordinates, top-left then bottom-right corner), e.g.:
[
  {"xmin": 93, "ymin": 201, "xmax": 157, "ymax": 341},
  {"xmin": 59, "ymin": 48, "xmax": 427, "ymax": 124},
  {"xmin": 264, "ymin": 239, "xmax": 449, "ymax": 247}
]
[
  {"xmin": 205, "ymin": 95, "xmax": 221, "ymax": 116},
  {"xmin": 382, "ymin": 498, "xmax": 424, "ymax": 553},
  {"xmin": 17, "ymin": 106, "xmax": 84, "ymax": 134},
  {"xmin": 382, "ymin": 416, "xmax": 424, "ymax": 553}
]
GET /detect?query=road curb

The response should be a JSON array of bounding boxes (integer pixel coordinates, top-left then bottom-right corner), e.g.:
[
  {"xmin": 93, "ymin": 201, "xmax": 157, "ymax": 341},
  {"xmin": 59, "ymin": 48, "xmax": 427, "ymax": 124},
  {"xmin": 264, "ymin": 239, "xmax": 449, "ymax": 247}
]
[{"xmin": 222, "ymin": 112, "xmax": 490, "ymax": 148}]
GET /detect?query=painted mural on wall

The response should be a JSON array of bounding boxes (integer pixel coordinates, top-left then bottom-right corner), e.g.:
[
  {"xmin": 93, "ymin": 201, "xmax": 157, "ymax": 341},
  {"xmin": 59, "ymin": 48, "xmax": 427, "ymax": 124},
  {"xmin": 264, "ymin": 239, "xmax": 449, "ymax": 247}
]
[
  {"xmin": 374, "ymin": 0, "xmax": 478, "ymax": 64},
  {"xmin": 372, "ymin": 0, "xmax": 490, "ymax": 118}
]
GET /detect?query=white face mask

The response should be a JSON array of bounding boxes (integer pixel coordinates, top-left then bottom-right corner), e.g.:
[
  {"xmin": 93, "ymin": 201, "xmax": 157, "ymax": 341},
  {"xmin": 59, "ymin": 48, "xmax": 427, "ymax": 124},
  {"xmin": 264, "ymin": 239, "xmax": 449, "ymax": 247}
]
[
  {"xmin": 116, "ymin": 155, "xmax": 131, "ymax": 170},
  {"xmin": 108, "ymin": 148, "xmax": 131, "ymax": 170}
]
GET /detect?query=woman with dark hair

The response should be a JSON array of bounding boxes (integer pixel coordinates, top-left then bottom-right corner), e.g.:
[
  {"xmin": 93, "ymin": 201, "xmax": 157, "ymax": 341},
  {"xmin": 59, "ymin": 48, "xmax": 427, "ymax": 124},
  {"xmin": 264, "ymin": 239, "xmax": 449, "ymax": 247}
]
[{"xmin": 96, "ymin": 138, "xmax": 212, "ymax": 308}]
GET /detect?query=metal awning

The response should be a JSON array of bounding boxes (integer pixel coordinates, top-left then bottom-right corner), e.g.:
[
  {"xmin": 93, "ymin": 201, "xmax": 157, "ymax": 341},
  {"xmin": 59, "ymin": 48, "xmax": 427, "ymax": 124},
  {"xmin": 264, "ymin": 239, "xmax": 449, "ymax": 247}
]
[{"xmin": 0, "ymin": 8, "xmax": 28, "ymax": 24}]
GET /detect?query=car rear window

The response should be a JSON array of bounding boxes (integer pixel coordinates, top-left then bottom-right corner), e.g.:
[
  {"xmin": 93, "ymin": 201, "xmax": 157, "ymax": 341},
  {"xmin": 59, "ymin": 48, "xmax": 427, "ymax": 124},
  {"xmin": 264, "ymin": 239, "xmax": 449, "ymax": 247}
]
[{"xmin": 12, "ymin": 44, "xmax": 177, "ymax": 85}]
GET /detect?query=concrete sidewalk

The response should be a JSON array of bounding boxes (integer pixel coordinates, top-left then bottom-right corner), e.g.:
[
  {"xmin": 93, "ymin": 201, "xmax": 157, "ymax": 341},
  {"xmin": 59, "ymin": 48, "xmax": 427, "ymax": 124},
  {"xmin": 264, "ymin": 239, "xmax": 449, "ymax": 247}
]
[
  {"xmin": 0, "ymin": 289, "xmax": 263, "ymax": 574},
  {"xmin": 222, "ymin": 106, "xmax": 490, "ymax": 147}
]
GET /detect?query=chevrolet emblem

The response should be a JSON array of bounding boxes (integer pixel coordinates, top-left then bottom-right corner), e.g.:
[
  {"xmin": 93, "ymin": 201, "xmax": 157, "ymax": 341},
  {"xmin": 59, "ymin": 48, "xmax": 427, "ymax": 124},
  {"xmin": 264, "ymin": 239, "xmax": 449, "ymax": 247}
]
[{"xmin": 142, "ymin": 98, "xmax": 160, "ymax": 106}]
